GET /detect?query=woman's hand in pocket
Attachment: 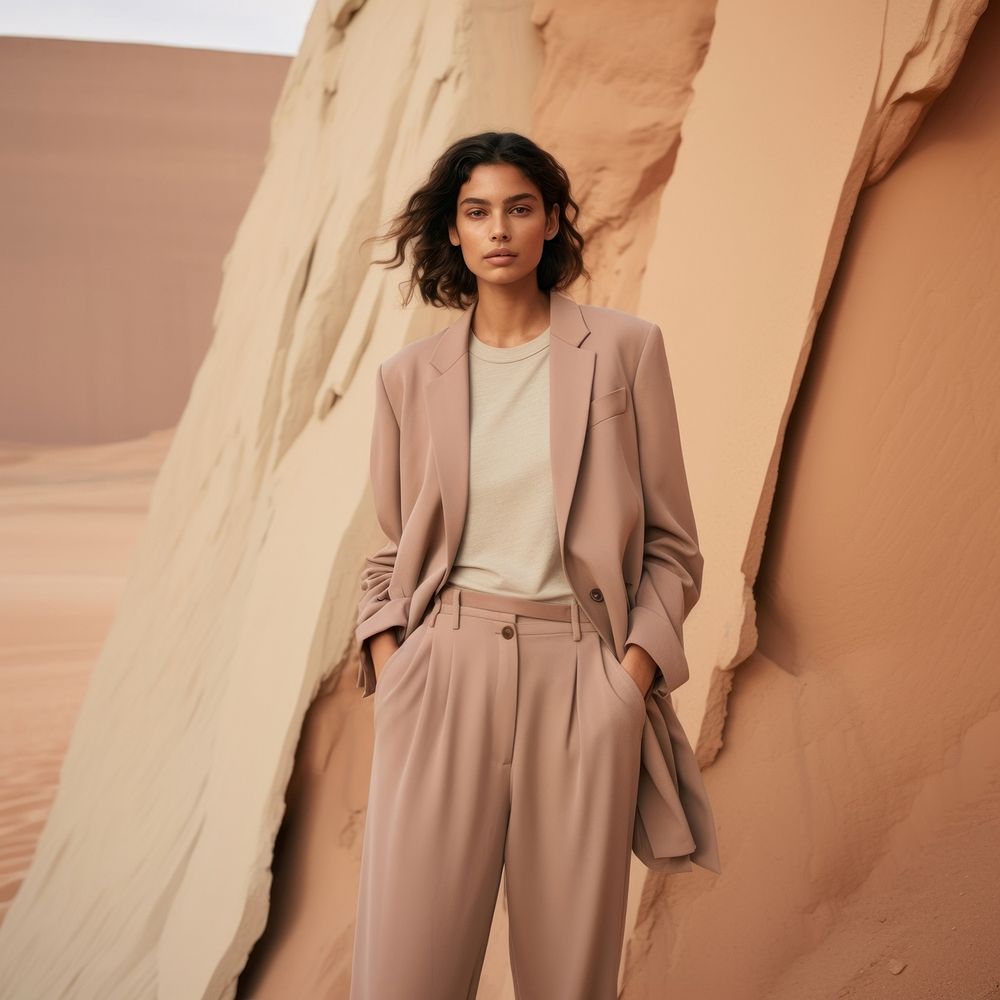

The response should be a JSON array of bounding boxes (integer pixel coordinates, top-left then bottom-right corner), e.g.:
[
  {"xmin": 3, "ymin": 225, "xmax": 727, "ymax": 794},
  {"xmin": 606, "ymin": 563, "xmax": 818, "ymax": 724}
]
[
  {"xmin": 622, "ymin": 642, "xmax": 657, "ymax": 699},
  {"xmin": 370, "ymin": 629, "xmax": 401, "ymax": 679}
]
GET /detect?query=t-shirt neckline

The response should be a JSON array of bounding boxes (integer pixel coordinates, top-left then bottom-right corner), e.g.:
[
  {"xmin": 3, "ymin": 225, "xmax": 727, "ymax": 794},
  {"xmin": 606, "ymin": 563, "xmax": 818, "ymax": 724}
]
[{"xmin": 469, "ymin": 325, "xmax": 551, "ymax": 363}]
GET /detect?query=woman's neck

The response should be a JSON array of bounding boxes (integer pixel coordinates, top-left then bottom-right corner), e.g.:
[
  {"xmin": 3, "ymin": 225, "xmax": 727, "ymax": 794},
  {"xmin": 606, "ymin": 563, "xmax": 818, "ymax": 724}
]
[{"xmin": 471, "ymin": 285, "xmax": 551, "ymax": 348}]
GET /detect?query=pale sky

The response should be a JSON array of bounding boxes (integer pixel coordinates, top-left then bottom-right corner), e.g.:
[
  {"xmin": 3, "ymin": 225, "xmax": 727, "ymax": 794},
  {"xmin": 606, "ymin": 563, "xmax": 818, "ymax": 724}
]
[{"xmin": 0, "ymin": 0, "xmax": 315, "ymax": 56}]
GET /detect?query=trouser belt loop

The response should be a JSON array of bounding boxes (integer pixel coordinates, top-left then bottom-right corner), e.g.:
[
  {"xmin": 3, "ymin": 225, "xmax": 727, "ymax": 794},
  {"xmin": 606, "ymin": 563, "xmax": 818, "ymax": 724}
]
[
  {"xmin": 429, "ymin": 593, "xmax": 442, "ymax": 627},
  {"xmin": 571, "ymin": 600, "xmax": 581, "ymax": 641},
  {"xmin": 452, "ymin": 587, "xmax": 461, "ymax": 629}
]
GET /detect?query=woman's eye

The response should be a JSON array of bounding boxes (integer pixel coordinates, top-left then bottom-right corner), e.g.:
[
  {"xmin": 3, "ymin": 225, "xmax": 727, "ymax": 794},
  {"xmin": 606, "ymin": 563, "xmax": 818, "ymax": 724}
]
[{"xmin": 467, "ymin": 206, "xmax": 530, "ymax": 218}]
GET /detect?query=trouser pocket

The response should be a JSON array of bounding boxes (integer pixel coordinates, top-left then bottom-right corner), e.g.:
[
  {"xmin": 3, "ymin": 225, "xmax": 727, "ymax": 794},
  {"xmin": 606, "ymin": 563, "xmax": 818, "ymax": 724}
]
[
  {"xmin": 598, "ymin": 636, "xmax": 649, "ymax": 725},
  {"xmin": 373, "ymin": 619, "xmax": 429, "ymax": 706}
]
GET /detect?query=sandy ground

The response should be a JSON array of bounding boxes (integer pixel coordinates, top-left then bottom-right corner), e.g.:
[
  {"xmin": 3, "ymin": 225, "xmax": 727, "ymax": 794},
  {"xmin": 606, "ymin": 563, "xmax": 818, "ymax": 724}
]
[{"xmin": 0, "ymin": 431, "xmax": 173, "ymax": 922}]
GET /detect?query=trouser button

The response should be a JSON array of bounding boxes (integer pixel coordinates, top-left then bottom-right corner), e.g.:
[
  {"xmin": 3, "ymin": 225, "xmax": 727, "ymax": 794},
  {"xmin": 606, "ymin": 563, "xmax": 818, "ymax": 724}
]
[{"xmin": 501, "ymin": 625, "xmax": 515, "ymax": 639}]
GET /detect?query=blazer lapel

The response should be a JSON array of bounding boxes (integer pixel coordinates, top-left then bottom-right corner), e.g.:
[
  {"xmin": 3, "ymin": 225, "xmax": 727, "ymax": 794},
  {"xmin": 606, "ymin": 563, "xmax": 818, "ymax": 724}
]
[
  {"xmin": 547, "ymin": 290, "xmax": 596, "ymax": 556},
  {"xmin": 425, "ymin": 306, "xmax": 472, "ymax": 594},
  {"xmin": 425, "ymin": 289, "xmax": 595, "ymax": 591}
]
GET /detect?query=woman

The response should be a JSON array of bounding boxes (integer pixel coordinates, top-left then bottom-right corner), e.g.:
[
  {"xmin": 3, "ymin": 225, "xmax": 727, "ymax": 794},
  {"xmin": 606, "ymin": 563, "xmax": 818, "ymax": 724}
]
[{"xmin": 351, "ymin": 131, "xmax": 719, "ymax": 1000}]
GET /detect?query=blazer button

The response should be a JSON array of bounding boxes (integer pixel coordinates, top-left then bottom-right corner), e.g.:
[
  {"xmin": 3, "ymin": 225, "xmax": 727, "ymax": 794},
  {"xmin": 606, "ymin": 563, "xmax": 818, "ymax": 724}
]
[
  {"xmin": 501, "ymin": 625, "xmax": 515, "ymax": 639},
  {"xmin": 589, "ymin": 587, "xmax": 604, "ymax": 602}
]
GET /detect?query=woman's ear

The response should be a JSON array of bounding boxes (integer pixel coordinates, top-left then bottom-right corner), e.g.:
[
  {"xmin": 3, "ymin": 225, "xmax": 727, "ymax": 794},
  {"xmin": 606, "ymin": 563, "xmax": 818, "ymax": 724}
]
[{"xmin": 546, "ymin": 203, "xmax": 560, "ymax": 240}]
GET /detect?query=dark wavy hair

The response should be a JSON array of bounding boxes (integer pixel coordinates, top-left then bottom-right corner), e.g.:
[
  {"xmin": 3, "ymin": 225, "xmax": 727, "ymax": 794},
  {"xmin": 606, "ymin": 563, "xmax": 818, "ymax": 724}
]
[{"xmin": 364, "ymin": 131, "xmax": 589, "ymax": 310}]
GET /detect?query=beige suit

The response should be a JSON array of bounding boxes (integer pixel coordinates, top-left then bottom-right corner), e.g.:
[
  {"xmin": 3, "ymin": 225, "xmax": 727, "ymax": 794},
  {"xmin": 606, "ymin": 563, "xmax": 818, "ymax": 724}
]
[{"xmin": 351, "ymin": 289, "xmax": 720, "ymax": 998}]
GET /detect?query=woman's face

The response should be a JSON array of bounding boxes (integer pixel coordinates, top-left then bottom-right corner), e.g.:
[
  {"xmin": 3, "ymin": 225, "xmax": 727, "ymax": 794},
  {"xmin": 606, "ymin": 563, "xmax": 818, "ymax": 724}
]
[{"xmin": 448, "ymin": 162, "xmax": 560, "ymax": 290}]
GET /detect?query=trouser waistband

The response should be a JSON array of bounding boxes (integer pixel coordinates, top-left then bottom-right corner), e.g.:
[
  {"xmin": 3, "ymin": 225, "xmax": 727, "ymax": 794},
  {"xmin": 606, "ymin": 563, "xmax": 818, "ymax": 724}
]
[{"xmin": 430, "ymin": 583, "xmax": 586, "ymax": 639}]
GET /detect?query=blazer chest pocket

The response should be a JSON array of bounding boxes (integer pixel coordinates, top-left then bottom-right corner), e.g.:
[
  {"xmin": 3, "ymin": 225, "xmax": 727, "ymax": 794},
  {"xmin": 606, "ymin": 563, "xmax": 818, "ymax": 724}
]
[{"xmin": 588, "ymin": 385, "xmax": 627, "ymax": 427}]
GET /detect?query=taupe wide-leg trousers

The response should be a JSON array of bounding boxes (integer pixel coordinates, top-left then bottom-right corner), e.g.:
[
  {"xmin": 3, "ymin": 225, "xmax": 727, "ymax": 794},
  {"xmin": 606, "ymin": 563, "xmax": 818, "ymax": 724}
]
[{"xmin": 350, "ymin": 583, "xmax": 647, "ymax": 1000}]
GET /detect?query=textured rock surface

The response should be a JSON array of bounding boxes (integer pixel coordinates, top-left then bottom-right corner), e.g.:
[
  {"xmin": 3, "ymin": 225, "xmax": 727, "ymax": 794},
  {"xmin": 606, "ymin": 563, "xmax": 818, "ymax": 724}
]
[
  {"xmin": 636, "ymin": 0, "xmax": 986, "ymax": 764},
  {"xmin": 625, "ymin": 4, "xmax": 1000, "ymax": 997}
]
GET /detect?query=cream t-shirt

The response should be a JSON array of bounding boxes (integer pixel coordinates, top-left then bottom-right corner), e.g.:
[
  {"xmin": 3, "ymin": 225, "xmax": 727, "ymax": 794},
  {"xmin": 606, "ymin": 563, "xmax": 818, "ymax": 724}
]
[{"xmin": 445, "ymin": 323, "xmax": 574, "ymax": 602}]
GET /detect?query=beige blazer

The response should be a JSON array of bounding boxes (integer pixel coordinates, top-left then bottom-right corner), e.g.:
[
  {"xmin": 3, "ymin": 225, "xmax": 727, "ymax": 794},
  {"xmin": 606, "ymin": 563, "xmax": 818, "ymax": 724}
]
[{"xmin": 355, "ymin": 287, "xmax": 721, "ymax": 875}]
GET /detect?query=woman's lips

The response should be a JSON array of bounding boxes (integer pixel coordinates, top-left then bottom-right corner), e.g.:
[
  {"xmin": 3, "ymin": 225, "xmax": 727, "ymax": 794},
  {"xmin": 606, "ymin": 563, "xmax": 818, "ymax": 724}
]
[{"xmin": 485, "ymin": 252, "xmax": 517, "ymax": 265}]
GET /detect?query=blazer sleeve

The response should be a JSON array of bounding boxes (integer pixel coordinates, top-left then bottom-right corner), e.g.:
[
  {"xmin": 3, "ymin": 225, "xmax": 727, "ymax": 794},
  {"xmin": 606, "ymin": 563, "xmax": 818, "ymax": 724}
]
[
  {"xmin": 354, "ymin": 362, "xmax": 410, "ymax": 698},
  {"xmin": 624, "ymin": 322, "xmax": 704, "ymax": 696}
]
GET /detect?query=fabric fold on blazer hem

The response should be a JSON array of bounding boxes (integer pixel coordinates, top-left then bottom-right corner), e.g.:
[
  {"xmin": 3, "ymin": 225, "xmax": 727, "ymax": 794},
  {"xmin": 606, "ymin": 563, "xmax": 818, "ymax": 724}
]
[{"xmin": 632, "ymin": 689, "xmax": 722, "ymax": 875}]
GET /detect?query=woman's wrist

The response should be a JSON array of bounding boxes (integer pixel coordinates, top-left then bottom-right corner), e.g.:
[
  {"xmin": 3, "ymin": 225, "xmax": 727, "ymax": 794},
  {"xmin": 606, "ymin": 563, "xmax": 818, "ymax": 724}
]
[
  {"xmin": 624, "ymin": 642, "xmax": 658, "ymax": 699},
  {"xmin": 370, "ymin": 629, "xmax": 401, "ymax": 674}
]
